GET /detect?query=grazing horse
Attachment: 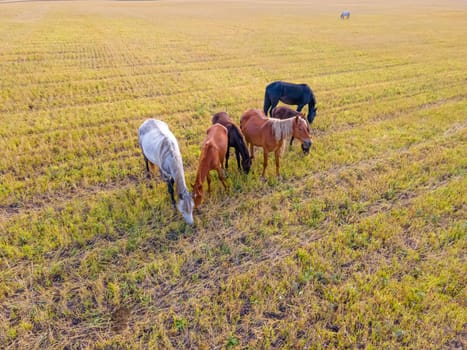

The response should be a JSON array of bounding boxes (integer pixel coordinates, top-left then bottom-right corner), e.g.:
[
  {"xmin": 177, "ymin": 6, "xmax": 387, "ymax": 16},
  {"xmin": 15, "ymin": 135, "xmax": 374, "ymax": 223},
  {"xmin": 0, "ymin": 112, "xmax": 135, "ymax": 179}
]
[
  {"xmin": 138, "ymin": 119, "xmax": 194, "ymax": 225},
  {"xmin": 211, "ymin": 112, "xmax": 252, "ymax": 174},
  {"xmin": 271, "ymin": 106, "xmax": 310, "ymax": 151},
  {"xmin": 263, "ymin": 81, "xmax": 317, "ymax": 124},
  {"xmin": 340, "ymin": 11, "xmax": 350, "ymax": 19},
  {"xmin": 240, "ymin": 109, "xmax": 312, "ymax": 178},
  {"xmin": 192, "ymin": 123, "xmax": 228, "ymax": 208}
]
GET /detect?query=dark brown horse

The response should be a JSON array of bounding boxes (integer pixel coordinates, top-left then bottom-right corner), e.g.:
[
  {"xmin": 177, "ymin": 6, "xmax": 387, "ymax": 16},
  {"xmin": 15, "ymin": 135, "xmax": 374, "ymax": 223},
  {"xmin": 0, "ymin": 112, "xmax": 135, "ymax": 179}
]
[
  {"xmin": 211, "ymin": 112, "xmax": 252, "ymax": 174},
  {"xmin": 192, "ymin": 123, "xmax": 228, "ymax": 208},
  {"xmin": 240, "ymin": 109, "xmax": 312, "ymax": 178},
  {"xmin": 271, "ymin": 105, "xmax": 306, "ymax": 120},
  {"xmin": 271, "ymin": 106, "xmax": 310, "ymax": 150}
]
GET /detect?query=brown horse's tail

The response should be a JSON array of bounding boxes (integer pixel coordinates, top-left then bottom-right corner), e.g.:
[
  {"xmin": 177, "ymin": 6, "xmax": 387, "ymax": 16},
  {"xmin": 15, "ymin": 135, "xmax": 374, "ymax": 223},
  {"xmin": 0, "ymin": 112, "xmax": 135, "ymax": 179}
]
[
  {"xmin": 239, "ymin": 115, "xmax": 247, "ymax": 132},
  {"xmin": 203, "ymin": 140, "xmax": 213, "ymax": 152}
]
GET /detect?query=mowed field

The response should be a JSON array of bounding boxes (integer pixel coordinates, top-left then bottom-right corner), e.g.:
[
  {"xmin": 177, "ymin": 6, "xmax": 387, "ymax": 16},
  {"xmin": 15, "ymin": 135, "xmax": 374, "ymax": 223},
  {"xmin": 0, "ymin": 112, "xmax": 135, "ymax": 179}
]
[{"xmin": 0, "ymin": 0, "xmax": 466, "ymax": 348}]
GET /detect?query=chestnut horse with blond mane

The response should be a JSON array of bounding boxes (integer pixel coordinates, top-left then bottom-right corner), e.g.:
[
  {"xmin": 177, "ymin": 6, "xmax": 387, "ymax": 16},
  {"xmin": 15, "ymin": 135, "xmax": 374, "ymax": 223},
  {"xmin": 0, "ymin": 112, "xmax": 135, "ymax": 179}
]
[
  {"xmin": 192, "ymin": 123, "xmax": 228, "ymax": 208},
  {"xmin": 240, "ymin": 109, "xmax": 312, "ymax": 178}
]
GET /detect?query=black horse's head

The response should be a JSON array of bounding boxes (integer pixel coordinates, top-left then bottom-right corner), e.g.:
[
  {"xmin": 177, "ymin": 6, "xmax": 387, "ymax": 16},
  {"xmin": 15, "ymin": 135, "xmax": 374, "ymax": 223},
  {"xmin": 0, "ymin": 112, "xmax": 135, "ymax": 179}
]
[
  {"xmin": 307, "ymin": 107, "xmax": 317, "ymax": 124},
  {"xmin": 241, "ymin": 156, "xmax": 252, "ymax": 174}
]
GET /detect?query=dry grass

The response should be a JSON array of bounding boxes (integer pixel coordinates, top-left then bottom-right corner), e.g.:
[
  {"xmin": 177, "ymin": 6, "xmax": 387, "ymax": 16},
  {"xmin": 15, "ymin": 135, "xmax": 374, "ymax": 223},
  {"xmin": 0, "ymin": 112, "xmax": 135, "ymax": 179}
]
[{"xmin": 0, "ymin": 0, "xmax": 466, "ymax": 349}]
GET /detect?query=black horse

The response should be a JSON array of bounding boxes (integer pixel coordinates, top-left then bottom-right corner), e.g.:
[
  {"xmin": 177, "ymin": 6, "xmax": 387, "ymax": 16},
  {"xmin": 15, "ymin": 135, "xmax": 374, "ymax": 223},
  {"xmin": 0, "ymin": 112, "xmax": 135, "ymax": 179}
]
[
  {"xmin": 263, "ymin": 81, "xmax": 317, "ymax": 124},
  {"xmin": 212, "ymin": 112, "xmax": 252, "ymax": 174}
]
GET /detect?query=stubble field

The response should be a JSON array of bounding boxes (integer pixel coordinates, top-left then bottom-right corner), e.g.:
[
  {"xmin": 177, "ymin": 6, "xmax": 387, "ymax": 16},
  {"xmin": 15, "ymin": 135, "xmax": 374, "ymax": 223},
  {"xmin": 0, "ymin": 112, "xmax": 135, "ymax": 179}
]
[{"xmin": 0, "ymin": 0, "xmax": 466, "ymax": 348}]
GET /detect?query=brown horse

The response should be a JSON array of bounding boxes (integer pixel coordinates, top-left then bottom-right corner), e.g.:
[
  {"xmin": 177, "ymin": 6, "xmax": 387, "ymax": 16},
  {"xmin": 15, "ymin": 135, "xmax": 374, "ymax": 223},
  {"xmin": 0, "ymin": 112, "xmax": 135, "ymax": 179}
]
[
  {"xmin": 271, "ymin": 106, "xmax": 309, "ymax": 150},
  {"xmin": 240, "ymin": 109, "xmax": 312, "ymax": 178},
  {"xmin": 211, "ymin": 112, "xmax": 252, "ymax": 174},
  {"xmin": 271, "ymin": 105, "xmax": 306, "ymax": 120},
  {"xmin": 192, "ymin": 123, "xmax": 228, "ymax": 208}
]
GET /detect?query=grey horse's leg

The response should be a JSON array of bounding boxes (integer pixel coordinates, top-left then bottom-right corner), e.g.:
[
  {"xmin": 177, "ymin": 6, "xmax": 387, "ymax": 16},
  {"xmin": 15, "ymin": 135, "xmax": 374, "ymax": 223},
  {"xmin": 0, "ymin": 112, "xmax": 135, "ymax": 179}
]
[
  {"xmin": 167, "ymin": 178, "xmax": 176, "ymax": 207},
  {"xmin": 144, "ymin": 156, "xmax": 150, "ymax": 178},
  {"xmin": 160, "ymin": 169, "xmax": 176, "ymax": 207}
]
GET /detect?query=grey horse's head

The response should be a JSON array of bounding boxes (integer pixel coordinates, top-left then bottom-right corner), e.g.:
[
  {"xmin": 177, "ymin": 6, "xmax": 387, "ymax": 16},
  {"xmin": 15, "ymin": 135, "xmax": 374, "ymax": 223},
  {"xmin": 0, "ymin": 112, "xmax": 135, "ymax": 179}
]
[{"xmin": 178, "ymin": 190, "xmax": 194, "ymax": 225}]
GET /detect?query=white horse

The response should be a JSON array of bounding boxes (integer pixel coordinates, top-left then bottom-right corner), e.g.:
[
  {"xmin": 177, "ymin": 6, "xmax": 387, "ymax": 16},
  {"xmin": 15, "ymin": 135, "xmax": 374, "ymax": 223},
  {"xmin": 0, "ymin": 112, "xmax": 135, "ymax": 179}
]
[
  {"xmin": 138, "ymin": 119, "xmax": 194, "ymax": 225},
  {"xmin": 340, "ymin": 11, "xmax": 350, "ymax": 19}
]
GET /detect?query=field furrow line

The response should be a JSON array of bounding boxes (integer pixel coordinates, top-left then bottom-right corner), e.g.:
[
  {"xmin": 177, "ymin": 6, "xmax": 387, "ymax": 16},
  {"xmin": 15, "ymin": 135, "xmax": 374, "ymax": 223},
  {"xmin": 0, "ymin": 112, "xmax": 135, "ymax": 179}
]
[
  {"xmin": 0, "ymin": 55, "xmax": 419, "ymax": 89},
  {"xmin": 0, "ymin": 59, "xmax": 460, "ymax": 110},
  {"xmin": 0, "ymin": 47, "xmax": 394, "ymax": 72}
]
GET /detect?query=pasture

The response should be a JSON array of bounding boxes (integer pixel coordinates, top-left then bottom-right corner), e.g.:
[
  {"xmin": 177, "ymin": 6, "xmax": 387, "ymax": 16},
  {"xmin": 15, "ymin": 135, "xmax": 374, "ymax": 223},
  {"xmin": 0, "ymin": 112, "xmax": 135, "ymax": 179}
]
[{"xmin": 0, "ymin": 0, "xmax": 466, "ymax": 348}]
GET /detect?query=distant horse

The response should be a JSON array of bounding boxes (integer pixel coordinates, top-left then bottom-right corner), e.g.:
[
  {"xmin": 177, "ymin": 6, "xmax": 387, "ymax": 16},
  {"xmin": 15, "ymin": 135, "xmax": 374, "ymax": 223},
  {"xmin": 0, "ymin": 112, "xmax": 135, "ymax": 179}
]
[
  {"xmin": 192, "ymin": 123, "xmax": 228, "ymax": 208},
  {"xmin": 211, "ymin": 112, "xmax": 252, "ymax": 174},
  {"xmin": 340, "ymin": 11, "xmax": 350, "ymax": 19},
  {"xmin": 240, "ymin": 109, "xmax": 312, "ymax": 178},
  {"xmin": 138, "ymin": 119, "xmax": 194, "ymax": 225},
  {"xmin": 271, "ymin": 106, "xmax": 310, "ymax": 152},
  {"xmin": 263, "ymin": 81, "xmax": 317, "ymax": 124}
]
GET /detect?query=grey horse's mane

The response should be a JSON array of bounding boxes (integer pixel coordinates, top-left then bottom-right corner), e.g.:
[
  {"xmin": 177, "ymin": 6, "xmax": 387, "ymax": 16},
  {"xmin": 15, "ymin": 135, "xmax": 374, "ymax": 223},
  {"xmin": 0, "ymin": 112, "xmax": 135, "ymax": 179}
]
[{"xmin": 167, "ymin": 142, "xmax": 188, "ymax": 194}]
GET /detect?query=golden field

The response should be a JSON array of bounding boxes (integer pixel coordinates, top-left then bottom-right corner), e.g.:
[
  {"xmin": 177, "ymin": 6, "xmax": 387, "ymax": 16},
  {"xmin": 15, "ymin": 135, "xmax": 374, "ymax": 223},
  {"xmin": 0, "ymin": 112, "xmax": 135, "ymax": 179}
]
[{"xmin": 0, "ymin": 0, "xmax": 466, "ymax": 348}]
